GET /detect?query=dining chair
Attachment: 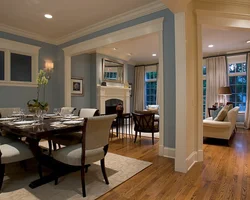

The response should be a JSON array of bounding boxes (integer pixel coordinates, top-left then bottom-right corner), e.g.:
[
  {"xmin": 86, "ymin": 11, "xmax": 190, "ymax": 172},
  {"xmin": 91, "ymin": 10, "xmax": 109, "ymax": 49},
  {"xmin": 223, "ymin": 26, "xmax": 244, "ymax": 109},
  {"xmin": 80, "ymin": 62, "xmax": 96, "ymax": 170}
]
[
  {"xmin": 52, "ymin": 114, "xmax": 117, "ymax": 197},
  {"xmin": 49, "ymin": 109, "xmax": 100, "ymax": 151},
  {"xmin": 0, "ymin": 140, "xmax": 34, "ymax": 190},
  {"xmin": 132, "ymin": 111, "xmax": 159, "ymax": 145},
  {"xmin": 60, "ymin": 107, "xmax": 76, "ymax": 116}
]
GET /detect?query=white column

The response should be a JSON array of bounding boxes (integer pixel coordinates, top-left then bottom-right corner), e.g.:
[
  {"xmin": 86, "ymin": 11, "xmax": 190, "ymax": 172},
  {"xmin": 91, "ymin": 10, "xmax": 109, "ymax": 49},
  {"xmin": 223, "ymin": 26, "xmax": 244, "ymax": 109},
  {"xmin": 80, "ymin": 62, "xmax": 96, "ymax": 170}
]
[
  {"xmin": 158, "ymin": 30, "xmax": 165, "ymax": 156},
  {"xmin": 64, "ymin": 55, "xmax": 71, "ymax": 106},
  {"xmin": 175, "ymin": 12, "xmax": 187, "ymax": 173},
  {"xmin": 197, "ymin": 24, "xmax": 204, "ymax": 162}
]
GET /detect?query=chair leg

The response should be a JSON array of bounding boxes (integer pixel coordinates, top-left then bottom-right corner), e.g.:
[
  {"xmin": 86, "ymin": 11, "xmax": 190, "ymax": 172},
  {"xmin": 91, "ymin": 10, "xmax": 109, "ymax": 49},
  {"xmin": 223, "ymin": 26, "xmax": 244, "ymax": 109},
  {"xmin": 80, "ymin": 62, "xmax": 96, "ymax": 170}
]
[
  {"xmin": 134, "ymin": 131, "xmax": 138, "ymax": 143},
  {"xmin": 152, "ymin": 132, "xmax": 154, "ymax": 145},
  {"xmin": 81, "ymin": 166, "xmax": 86, "ymax": 197},
  {"xmin": 52, "ymin": 142, "xmax": 57, "ymax": 151},
  {"xmin": 0, "ymin": 164, "xmax": 5, "ymax": 191},
  {"xmin": 38, "ymin": 163, "xmax": 43, "ymax": 178},
  {"xmin": 139, "ymin": 132, "xmax": 141, "ymax": 138},
  {"xmin": 101, "ymin": 159, "xmax": 109, "ymax": 184},
  {"xmin": 48, "ymin": 140, "xmax": 52, "ymax": 155}
]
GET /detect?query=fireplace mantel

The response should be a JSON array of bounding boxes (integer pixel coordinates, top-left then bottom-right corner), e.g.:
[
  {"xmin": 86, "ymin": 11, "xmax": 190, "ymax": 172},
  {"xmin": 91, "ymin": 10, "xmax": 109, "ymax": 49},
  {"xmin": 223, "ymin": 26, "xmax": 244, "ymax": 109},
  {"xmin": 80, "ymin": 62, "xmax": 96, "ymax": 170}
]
[{"xmin": 97, "ymin": 85, "xmax": 131, "ymax": 114}]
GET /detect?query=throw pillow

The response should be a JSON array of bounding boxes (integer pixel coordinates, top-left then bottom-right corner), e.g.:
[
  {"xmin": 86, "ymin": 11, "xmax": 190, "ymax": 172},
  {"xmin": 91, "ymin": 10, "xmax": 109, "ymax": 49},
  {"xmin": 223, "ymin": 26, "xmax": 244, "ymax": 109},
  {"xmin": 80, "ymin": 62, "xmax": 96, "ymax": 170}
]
[
  {"xmin": 224, "ymin": 104, "xmax": 233, "ymax": 121},
  {"xmin": 214, "ymin": 105, "xmax": 229, "ymax": 121},
  {"xmin": 212, "ymin": 106, "xmax": 223, "ymax": 119}
]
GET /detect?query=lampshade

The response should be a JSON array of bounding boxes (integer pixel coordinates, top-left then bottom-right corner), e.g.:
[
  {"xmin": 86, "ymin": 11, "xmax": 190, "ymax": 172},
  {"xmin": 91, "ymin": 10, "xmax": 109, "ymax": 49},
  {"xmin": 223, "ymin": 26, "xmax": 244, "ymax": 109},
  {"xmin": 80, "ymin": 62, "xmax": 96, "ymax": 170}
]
[{"xmin": 218, "ymin": 86, "xmax": 232, "ymax": 95}]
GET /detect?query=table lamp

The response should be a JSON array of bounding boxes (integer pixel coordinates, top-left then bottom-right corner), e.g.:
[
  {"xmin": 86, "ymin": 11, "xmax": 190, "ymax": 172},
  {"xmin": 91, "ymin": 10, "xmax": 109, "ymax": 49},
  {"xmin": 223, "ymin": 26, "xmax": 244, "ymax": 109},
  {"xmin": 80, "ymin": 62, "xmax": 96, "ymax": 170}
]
[{"xmin": 218, "ymin": 86, "xmax": 232, "ymax": 105}]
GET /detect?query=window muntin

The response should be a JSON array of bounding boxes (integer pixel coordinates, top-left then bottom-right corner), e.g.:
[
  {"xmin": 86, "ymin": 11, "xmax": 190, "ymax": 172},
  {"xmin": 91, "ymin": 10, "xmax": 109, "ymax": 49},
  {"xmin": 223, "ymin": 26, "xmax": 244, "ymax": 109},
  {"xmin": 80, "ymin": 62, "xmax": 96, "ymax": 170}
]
[
  {"xmin": 104, "ymin": 72, "xmax": 117, "ymax": 80},
  {"xmin": 227, "ymin": 55, "xmax": 247, "ymax": 112},
  {"xmin": 145, "ymin": 71, "xmax": 157, "ymax": 106},
  {"xmin": 0, "ymin": 51, "xmax": 4, "ymax": 80},
  {"xmin": 11, "ymin": 53, "xmax": 32, "ymax": 82}
]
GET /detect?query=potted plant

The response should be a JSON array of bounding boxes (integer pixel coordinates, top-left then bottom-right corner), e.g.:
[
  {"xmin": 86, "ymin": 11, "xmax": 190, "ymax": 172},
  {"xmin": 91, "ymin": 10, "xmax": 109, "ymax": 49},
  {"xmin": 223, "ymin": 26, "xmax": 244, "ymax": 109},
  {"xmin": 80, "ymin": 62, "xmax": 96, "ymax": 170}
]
[{"xmin": 27, "ymin": 70, "xmax": 49, "ymax": 112}]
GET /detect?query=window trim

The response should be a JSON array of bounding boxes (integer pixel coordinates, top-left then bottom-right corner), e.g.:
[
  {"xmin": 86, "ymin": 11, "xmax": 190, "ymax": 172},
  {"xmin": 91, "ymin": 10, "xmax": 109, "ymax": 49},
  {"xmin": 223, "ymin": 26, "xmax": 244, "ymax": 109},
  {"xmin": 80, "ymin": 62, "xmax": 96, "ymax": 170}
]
[{"xmin": 0, "ymin": 38, "xmax": 40, "ymax": 87}]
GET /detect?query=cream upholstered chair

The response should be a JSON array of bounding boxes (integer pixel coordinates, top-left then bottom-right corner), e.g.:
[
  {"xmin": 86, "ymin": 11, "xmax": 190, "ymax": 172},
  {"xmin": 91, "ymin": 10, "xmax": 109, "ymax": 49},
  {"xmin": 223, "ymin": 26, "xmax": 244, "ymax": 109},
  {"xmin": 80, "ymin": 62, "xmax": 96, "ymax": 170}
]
[
  {"xmin": 52, "ymin": 114, "xmax": 116, "ymax": 197},
  {"xmin": 50, "ymin": 109, "xmax": 100, "ymax": 149},
  {"xmin": 0, "ymin": 140, "xmax": 34, "ymax": 190},
  {"xmin": 60, "ymin": 107, "xmax": 76, "ymax": 115},
  {"xmin": 203, "ymin": 106, "xmax": 239, "ymax": 141}
]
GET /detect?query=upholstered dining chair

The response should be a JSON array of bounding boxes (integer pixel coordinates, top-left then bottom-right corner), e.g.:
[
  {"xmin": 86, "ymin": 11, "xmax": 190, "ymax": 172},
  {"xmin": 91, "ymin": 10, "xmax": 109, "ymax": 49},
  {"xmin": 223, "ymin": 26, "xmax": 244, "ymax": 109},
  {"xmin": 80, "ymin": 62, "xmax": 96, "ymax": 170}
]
[
  {"xmin": 0, "ymin": 139, "xmax": 34, "ymax": 190},
  {"xmin": 132, "ymin": 111, "xmax": 159, "ymax": 145},
  {"xmin": 49, "ymin": 109, "xmax": 100, "ymax": 152},
  {"xmin": 52, "ymin": 114, "xmax": 116, "ymax": 197},
  {"xmin": 60, "ymin": 107, "xmax": 76, "ymax": 116}
]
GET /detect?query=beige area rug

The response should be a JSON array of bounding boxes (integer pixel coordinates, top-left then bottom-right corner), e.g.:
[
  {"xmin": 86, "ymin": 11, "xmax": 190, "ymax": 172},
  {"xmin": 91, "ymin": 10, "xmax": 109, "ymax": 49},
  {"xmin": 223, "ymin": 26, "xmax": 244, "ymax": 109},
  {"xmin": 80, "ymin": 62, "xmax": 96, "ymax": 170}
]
[{"xmin": 0, "ymin": 153, "xmax": 151, "ymax": 200}]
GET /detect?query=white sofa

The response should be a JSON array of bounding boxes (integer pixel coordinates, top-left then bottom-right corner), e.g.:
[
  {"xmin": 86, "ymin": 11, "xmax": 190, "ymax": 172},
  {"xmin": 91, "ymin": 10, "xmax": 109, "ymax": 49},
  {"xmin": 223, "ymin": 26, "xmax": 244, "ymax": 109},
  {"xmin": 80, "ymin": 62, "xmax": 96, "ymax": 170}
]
[{"xmin": 203, "ymin": 106, "xmax": 239, "ymax": 140}]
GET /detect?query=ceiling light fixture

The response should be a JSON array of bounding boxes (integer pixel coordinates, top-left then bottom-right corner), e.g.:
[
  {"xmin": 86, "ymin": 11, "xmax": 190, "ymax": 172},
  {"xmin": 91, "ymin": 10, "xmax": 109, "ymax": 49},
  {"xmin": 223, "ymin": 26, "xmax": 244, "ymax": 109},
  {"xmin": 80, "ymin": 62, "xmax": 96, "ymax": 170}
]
[
  {"xmin": 113, "ymin": 48, "xmax": 117, "ymax": 51},
  {"xmin": 128, "ymin": 53, "xmax": 132, "ymax": 56},
  {"xmin": 44, "ymin": 14, "xmax": 53, "ymax": 19},
  {"xmin": 247, "ymin": 40, "xmax": 250, "ymax": 44},
  {"xmin": 152, "ymin": 53, "xmax": 157, "ymax": 57},
  {"xmin": 208, "ymin": 44, "xmax": 214, "ymax": 48}
]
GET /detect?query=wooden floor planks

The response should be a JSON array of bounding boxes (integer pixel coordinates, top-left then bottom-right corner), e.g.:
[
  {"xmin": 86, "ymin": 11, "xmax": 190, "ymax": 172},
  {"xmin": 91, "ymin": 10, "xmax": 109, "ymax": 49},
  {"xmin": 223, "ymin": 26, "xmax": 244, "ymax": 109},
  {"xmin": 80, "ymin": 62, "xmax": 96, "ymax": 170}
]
[{"xmin": 99, "ymin": 128, "xmax": 250, "ymax": 200}]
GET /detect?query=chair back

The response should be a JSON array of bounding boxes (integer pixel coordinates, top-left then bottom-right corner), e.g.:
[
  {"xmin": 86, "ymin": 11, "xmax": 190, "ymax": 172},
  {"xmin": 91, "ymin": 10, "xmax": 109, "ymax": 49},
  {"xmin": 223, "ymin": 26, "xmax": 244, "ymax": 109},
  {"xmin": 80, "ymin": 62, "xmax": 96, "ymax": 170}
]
[
  {"xmin": 132, "ymin": 112, "xmax": 155, "ymax": 132},
  {"xmin": 60, "ymin": 107, "xmax": 76, "ymax": 115},
  {"xmin": 84, "ymin": 114, "xmax": 116, "ymax": 150},
  {"xmin": 79, "ymin": 108, "xmax": 99, "ymax": 118},
  {"xmin": 227, "ymin": 106, "xmax": 239, "ymax": 132},
  {"xmin": 0, "ymin": 108, "xmax": 20, "ymax": 118}
]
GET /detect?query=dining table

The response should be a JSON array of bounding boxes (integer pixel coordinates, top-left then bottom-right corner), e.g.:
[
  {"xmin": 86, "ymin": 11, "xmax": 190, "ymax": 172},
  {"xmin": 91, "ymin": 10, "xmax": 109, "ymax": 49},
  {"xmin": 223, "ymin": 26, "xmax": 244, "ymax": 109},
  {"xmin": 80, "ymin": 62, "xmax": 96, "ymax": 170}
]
[{"xmin": 0, "ymin": 114, "xmax": 85, "ymax": 188}]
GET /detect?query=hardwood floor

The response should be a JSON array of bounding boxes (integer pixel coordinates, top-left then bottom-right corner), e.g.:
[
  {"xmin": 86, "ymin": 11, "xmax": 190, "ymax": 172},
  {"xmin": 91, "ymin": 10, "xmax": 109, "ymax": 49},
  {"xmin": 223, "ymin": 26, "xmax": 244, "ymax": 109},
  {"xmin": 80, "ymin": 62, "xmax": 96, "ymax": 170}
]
[{"xmin": 99, "ymin": 128, "xmax": 250, "ymax": 200}]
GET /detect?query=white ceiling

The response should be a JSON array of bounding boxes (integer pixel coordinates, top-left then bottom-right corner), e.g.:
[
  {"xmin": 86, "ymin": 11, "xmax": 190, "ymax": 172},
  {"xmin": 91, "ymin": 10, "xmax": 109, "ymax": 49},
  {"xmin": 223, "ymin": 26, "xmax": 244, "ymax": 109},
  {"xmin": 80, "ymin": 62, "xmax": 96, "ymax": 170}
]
[
  {"xmin": 96, "ymin": 33, "xmax": 159, "ymax": 65},
  {"xmin": 202, "ymin": 25, "xmax": 250, "ymax": 57},
  {"xmin": 0, "ymin": 0, "xmax": 157, "ymax": 40}
]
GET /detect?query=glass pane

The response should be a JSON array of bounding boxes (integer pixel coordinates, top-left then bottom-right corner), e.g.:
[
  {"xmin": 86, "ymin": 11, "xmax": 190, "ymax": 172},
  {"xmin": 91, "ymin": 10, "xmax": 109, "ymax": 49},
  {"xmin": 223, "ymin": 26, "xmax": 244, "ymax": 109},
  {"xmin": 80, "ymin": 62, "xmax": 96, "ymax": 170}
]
[
  {"xmin": 235, "ymin": 85, "xmax": 242, "ymax": 93},
  {"xmin": 229, "ymin": 64, "xmax": 236, "ymax": 74},
  {"xmin": 230, "ymin": 85, "xmax": 235, "ymax": 93},
  {"xmin": 11, "ymin": 53, "xmax": 32, "ymax": 82},
  {"xmin": 203, "ymin": 66, "xmax": 206, "ymax": 75},
  {"xmin": 0, "ymin": 51, "xmax": 4, "ymax": 80},
  {"xmin": 236, "ymin": 63, "xmax": 242, "ymax": 73},
  {"xmin": 242, "ymin": 63, "xmax": 247, "ymax": 72},
  {"xmin": 229, "ymin": 77, "xmax": 235, "ymax": 84}
]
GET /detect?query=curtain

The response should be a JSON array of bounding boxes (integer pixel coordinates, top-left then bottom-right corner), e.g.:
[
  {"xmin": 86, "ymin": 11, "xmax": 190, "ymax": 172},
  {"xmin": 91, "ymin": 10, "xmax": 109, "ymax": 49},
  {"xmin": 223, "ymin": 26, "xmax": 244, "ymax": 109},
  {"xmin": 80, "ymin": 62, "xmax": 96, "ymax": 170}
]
[
  {"xmin": 134, "ymin": 66, "xmax": 145, "ymax": 111},
  {"xmin": 206, "ymin": 56, "xmax": 227, "ymax": 117},
  {"xmin": 156, "ymin": 64, "xmax": 160, "ymax": 105},
  {"xmin": 244, "ymin": 53, "xmax": 250, "ymax": 128}
]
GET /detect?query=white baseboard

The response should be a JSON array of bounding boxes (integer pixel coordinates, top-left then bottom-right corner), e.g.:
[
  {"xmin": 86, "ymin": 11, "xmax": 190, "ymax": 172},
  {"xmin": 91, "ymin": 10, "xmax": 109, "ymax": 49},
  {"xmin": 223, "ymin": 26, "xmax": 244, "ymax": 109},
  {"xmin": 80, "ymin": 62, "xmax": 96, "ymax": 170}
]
[
  {"xmin": 186, "ymin": 151, "xmax": 198, "ymax": 171},
  {"xmin": 162, "ymin": 147, "xmax": 176, "ymax": 159},
  {"xmin": 197, "ymin": 150, "xmax": 203, "ymax": 162}
]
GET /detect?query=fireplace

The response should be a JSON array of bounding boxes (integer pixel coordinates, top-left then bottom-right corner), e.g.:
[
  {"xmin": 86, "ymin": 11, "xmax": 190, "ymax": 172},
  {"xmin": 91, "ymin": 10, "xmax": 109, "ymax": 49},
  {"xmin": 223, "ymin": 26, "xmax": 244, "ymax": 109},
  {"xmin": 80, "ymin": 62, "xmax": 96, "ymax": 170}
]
[
  {"xmin": 97, "ymin": 85, "xmax": 131, "ymax": 115},
  {"xmin": 105, "ymin": 99, "xmax": 123, "ymax": 115}
]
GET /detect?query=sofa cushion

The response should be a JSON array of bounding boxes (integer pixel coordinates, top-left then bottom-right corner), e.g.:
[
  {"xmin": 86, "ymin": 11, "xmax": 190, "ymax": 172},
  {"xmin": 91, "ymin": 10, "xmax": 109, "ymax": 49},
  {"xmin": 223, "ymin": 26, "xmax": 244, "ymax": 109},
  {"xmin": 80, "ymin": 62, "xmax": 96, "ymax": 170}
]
[
  {"xmin": 224, "ymin": 104, "xmax": 233, "ymax": 122},
  {"xmin": 214, "ymin": 105, "xmax": 229, "ymax": 121},
  {"xmin": 212, "ymin": 106, "xmax": 223, "ymax": 119}
]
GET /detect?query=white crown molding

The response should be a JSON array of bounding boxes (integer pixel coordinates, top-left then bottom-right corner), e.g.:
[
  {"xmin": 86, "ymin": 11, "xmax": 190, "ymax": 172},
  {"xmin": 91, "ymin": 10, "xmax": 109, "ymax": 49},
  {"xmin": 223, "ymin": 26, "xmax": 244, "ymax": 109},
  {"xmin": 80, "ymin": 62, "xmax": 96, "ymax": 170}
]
[
  {"xmin": 0, "ymin": 23, "xmax": 57, "ymax": 45},
  {"xmin": 55, "ymin": 0, "xmax": 166, "ymax": 45},
  {"xmin": 198, "ymin": 0, "xmax": 250, "ymax": 6}
]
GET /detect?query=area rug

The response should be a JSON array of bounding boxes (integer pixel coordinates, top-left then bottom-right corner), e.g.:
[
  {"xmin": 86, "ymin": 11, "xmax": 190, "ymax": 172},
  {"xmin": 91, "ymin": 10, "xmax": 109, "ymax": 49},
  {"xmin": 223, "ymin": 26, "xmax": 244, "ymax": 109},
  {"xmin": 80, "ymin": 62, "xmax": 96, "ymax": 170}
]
[{"xmin": 0, "ymin": 153, "xmax": 151, "ymax": 200}]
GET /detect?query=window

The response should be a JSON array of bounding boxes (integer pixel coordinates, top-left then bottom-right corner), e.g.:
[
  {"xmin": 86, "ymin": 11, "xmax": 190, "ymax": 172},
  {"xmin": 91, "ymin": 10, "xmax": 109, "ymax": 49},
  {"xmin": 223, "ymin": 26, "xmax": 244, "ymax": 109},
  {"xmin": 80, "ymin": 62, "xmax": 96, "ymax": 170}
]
[
  {"xmin": 203, "ymin": 64, "xmax": 206, "ymax": 119},
  {"xmin": 0, "ymin": 38, "xmax": 39, "ymax": 87},
  {"xmin": 0, "ymin": 51, "xmax": 4, "ymax": 80},
  {"xmin": 11, "ymin": 53, "xmax": 32, "ymax": 82},
  {"xmin": 227, "ymin": 55, "xmax": 247, "ymax": 112},
  {"xmin": 145, "ymin": 71, "xmax": 157, "ymax": 106},
  {"xmin": 104, "ymin": 72, "xmax": 117, "ymax": 80}
]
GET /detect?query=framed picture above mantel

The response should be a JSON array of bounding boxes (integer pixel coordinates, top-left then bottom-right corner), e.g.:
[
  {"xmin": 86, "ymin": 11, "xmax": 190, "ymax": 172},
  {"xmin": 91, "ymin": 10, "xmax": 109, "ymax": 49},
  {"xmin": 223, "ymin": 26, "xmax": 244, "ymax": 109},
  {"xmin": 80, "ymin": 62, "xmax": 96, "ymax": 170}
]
[{"xmin": 71, "ymin": 77, "xmax": 84, "ymax": 96}]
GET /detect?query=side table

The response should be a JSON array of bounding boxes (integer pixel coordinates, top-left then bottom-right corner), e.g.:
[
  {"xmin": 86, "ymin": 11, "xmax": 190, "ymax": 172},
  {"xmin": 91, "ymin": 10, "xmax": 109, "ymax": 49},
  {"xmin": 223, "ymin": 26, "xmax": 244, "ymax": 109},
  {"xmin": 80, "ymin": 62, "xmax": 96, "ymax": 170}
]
[{"xmin": 207, "ymin": 107, "xmax": 217, "ymax": 117}]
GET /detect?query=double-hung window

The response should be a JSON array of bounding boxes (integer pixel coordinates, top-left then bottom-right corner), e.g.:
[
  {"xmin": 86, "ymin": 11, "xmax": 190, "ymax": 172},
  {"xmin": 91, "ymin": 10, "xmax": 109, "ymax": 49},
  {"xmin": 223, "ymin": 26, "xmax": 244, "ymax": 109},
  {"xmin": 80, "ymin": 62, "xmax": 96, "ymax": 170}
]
[
  {"xmin": 145, "ymin": 65, "xmax": 157, "ymax": 107},
  {"xmin": 0, "ymin": 38, "xmax": 40, "ymax": 87},
  {"xmin": 227, "ymin": 55, "xmax": 247, "ymax": 112}
]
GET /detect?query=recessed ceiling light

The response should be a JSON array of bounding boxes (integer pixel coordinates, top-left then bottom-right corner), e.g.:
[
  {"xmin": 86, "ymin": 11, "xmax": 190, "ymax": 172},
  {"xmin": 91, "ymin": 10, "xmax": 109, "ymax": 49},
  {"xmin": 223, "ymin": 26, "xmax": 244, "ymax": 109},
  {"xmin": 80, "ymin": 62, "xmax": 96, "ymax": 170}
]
[
  {"xmin": 44, "ymin": 14, "xmax": 53, "ymax": 19},
  {"xmin": 113, "ymin": 48, "xmax": 117, "ymax": 51},
  {"xmin": 208, "ymin": 44, "xmax": 214, "ymax": 48},
  {"xmin": 128, "ymin": 53, "xmax": 132, "ymax": 56},
  {"xmin": 246, "ymin": 40, "xmax": 250, "ymax": 44},
  {"xmin": 152, "ymin": 53, "xmax": 157, "ymax": 57}
]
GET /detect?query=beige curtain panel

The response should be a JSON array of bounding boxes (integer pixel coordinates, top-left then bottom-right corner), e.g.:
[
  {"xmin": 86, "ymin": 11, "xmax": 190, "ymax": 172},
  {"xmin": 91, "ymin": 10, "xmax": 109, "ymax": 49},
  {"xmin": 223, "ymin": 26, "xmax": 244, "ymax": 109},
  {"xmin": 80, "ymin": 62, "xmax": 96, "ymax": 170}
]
[
  {"xmin": 134, "ymin": 66, "xmax": 145, "ymax": 111},
  {"xmin": 206, "ymin": 56, "xmax": 227, "ymax": 117},
  {"xmin": 244, "ymin": 53, "xmax": 250, "ymax": 129}
]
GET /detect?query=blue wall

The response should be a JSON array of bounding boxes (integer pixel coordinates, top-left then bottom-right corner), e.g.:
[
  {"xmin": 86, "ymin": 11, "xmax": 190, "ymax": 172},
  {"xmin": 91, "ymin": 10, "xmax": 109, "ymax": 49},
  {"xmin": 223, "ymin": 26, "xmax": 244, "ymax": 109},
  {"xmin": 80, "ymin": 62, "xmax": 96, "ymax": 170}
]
[
  {"xmin": 71, "ymin": 53, "xmax": 91, "ymax": 112},
  {"xmin": 59, "ymin": 8, "xmax": 176, "ymax": 148},
  {"xmin": 0, "ymin": 31, "xmax": 59, "ymax": 110}
]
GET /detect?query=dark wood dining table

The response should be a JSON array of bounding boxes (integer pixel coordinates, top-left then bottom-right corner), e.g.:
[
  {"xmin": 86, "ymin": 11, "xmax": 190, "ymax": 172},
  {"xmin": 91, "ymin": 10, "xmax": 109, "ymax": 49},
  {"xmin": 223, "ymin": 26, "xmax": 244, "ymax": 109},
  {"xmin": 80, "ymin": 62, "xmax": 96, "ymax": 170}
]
[{"xmin": 0, "ymin": 117, "xmax": 84, "ymax": 188}]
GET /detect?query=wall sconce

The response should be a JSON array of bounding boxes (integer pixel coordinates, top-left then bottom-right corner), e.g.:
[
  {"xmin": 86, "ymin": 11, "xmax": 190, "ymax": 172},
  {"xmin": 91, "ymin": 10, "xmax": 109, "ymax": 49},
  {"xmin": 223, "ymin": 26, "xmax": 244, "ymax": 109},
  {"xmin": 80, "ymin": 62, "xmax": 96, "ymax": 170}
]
[{"xmin": 44, "ymin": 61, "xmax": 54, "ymax": 79}]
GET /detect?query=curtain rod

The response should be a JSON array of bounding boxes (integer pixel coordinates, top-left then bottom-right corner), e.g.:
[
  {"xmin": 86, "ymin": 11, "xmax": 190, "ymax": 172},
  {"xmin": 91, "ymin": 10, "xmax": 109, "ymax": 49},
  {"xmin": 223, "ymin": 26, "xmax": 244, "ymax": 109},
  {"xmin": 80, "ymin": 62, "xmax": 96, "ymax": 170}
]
[
  {"xmin": 135, "ymin": 63, "xmax": 159, "ymax": 67},
  {"xmin": 203, "ymin": 51, "xmax": 250, "ymax": 59}
]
